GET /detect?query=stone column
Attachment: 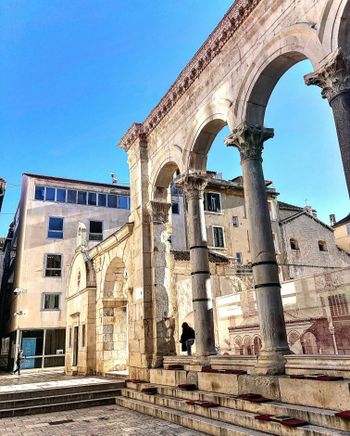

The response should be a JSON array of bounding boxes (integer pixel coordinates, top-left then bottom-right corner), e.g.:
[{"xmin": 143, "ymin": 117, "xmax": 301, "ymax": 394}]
[
  {"xmin": 147, "ymin": 200, "xmax": 174, "ymax": 367},
  {"xmin": 175, "ymin": 173, "xmax": 216, "ymax": 360},
  {"xmin": 226, "ymin": 124, "xmax": 291, "ymax": 375},
  {"xmin": 305, "ymin": 49, "xmax": 350, "ymax": 196}
]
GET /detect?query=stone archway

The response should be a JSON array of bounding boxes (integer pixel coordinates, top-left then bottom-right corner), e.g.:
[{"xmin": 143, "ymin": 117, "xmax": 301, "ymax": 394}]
[{"xmin": 118, "ymin": 0, "xmax": 350, "ymax": 376}]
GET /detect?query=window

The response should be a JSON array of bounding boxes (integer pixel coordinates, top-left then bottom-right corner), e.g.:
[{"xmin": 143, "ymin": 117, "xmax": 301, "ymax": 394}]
[
  {"xmin": 213, "ymin": 226, "xmax": 225, "ymax": 248},
  {"xmin": 35, "ymin": 186, "xmax": 45, "ymax": 200},
  {"xmin": 89, "ymin": 221, "xmax": 103, "ymax": 241},
  {"xmin": 69, "ymin": 328, "xmax": 72, "ymax": 348},
  {"xmin": 77, "ymin": 191, "xmax": 87, "ymax": 205},
  {"xmin": 117, "ymin": 195, "xmax": 130, "ymax": 209},
  {"xmin": 236, "ymin": 252, "xmax": 242, "ymax": 264},
  {"xmin": 67, "ymin": 189, "xmax": 77, "ymax": 204},
  {"xmin": 45, "ymin": 187, "xmax": 55, "ymax": 201},
  {"xmin": 232, "ymin": 216, "xmax": 239, "ymax": 227},
  {"xmin": 290, "ymin": 238, "xmax": 299, "ymax": 250},
  {"xmin": 48, "ymin": 217, "xmax": 63, "ymax": 239},
  {"xmin": 108, "ymin": 194, "xmax": 117, "ymax": 208},
  {"xmin": 56, "ymin": 188, "xmax": 66, "ymax": 203},
  {"xmin": 204, "ymin": 192, "xmax": 221, "ymax": 213},
  {"xmin": 82, "ymin": 324, "xmax": 86, "ymax": 347},
  {"xmin": 98, "ymin": 193, "xmax": 107, "ymax": 207},
  {"xmin": 328, "ymin": 294, "xmax": 349, "ymax": 317},
  {"xmin": 88, "ymin": 192, "xmax": 97, "ymax": 206},
  {"xmin": 43, "ymin": 293, "xmax": 60, "ymax": 310},
  {"xmin": 45, "ymin": 254, "xmax": 62, "ymax": 277},
  {"xmin": 347, "ymin": 224, "xmax": 350, "ymax": 236},
  {"xmin": 172, "ymin": 201, "xmax": 180, "ymax": 214},
  {"xmin": 318, "ymin": 240, "xmax": 328, "ymax": 252}
]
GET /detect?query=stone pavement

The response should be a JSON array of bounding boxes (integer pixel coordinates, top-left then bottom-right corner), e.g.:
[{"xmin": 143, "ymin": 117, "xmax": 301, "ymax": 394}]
[{"xmin": 0, "ymin": 404, "xmax": 206, "ymax": 435}]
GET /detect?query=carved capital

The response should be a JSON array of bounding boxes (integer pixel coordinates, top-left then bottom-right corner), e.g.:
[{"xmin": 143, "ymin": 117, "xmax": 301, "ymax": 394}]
[
  {"xmin": 225, "ymin": 123, "xmax": 274, "ymax": 161},
  {"xmin": 174, "ymin": 172, "xmax": 208, "ymax": 200},
  {"xmin": 305, "ymin": 49, "xmax": 350, "ymax": 102},
  {"xmin": 147, "ymin": 200, "xmax": 171, "ymax": 224}
]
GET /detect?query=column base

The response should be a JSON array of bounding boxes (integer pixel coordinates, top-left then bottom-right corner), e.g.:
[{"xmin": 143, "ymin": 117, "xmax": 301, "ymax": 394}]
[{"xmin": 252, "ymin": 349, "xmax": 292, "ymax": 376}]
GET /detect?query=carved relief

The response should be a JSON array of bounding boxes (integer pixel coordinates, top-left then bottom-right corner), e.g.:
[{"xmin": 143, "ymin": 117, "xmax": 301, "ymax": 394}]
[
  {"xmin": 225, "ymin": 123, "xmax": 274, "ymax": 161},
  {"xmin": 305, "ymin": 49, "xmax": 350, "ymax": 102},
  {"xmin": 174, "ymin": 172, "xmax": 208, "ymax": 200}
]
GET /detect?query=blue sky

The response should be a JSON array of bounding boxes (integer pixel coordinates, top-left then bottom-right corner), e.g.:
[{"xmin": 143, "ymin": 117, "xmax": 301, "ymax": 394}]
[{"xmin": 0, "ymin": 0, "xmax": 348, "ymax": 235}]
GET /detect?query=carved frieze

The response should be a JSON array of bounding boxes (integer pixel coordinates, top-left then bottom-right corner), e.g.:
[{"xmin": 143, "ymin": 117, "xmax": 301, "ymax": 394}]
[
  {"xmin": 305, "ymin": 49, "xmax": 350, "ymax": 103},
  {"xmin": 225, "ymin": 123, "xmax": 274, "ymax": 161}
]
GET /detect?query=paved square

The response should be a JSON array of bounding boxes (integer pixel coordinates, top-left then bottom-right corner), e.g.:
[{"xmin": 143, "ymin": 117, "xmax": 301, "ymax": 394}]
[{"xmin": 0, "ymin": 404, "xmax": 206, "ymax": 435}]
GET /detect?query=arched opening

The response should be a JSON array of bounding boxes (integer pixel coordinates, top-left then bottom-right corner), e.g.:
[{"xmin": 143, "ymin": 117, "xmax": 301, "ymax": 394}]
[
  {"xmin": 253, "ymin": 336, "xmax": 262, "ymax": 356},
  {"xmin": 103, "ymin": 256, "xmax": 128, "ymax": 371},
  {"xmin": 243, "ymin": 336, "xmax": 253, "ymax": 356},
  {"xmin": 234, "ymin": 337, "xmax": 243, "ymax": 355},
  {"xmin": 302, "ymin": 331, "xmax": 319, "ymax": 355}
]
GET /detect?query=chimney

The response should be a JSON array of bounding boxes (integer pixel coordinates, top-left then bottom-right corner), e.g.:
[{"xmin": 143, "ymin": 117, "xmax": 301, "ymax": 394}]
[{"xmin": 330, "ymin": 214, "xmax": 336, "ymax": 226}]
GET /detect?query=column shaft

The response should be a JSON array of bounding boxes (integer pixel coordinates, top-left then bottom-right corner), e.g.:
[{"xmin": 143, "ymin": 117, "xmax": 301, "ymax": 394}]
[
  {"xmin": 226, "ymin": 124, "xmax": 291, "ymax": 375},
  {"xmin": 176, "ymin": 174, "xmax": 216, "ymax": 358}
]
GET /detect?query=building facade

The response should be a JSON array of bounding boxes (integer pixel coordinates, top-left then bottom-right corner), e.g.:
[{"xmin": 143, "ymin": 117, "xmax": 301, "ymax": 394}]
[
  {"xmin": 333, "ymin": 213, "xmax": 350, "ymax": 254},
  {"xmin": 0, "ymin": 173, "xmax": 130, "ymax": 370}
]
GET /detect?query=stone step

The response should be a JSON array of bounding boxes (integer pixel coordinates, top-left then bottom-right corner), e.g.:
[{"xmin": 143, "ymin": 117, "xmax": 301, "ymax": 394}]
[
  {"xmin": 0, "ymin": 396, "xmax": 116, "ymax": 418},
  {"xmin": 0, "ymin": 387, "xmax": 122, "ymax": 410},
  {"xmin": 116, "ymin": 396, "xmax": 269, "ymax": 436},
  {"xmin": 122, "ymin": 389, "xmax": 344, "ymax": 436},
  {"xmin": 149, "ymin": 369, "xmax": 187, "ymax": 386},
  {"xmin": 0, "ymin": 381, "xmax": 124, "ymax": 401},
  {"xmin": 154, "ymin": 385, "xmax": 350, "ymax": 432}
]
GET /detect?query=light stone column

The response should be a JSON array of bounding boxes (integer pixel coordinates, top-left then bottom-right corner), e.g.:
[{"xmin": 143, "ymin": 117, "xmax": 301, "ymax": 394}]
[
  {"xmin": 226, "ymin": 124, "xmax": 291, "ymax": 375},
  {"xmin": 175, "ymin": 173, "xmax": 216, "ymax": 360},
  {"xmin": 147, "ymin": 200, "xmax": 174, "ymax": 367},
  {"xmin": 305, "ymin": 49, "xmax": 350, "ymax": 196}
]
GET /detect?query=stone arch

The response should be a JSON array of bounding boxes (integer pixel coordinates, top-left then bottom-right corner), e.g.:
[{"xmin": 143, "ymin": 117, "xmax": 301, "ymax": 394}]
[
  {"xmin": 185, "ymin": 99, "xmax": 232, "ymax": 172},
  {"xmin": 152, "ymin": 160, "xmax": 181, "ymax": 202},
  {"xmin": 301, "ymin": 331, "xmax": 319, "ymax": 354},
  {"xmin": 102, "ymin": 255, "xmax": 127, "ymax": 300},
  {"xmin": 68, "ymin": 251, "xmax": 89, "ymax": 297},
  {"xmin": 237, "ymin": 26, "xmax": 325, "ymax": 125},
  {"xmin": 320, "ymin": 0, "xmax": 350, "ymax": 55}
]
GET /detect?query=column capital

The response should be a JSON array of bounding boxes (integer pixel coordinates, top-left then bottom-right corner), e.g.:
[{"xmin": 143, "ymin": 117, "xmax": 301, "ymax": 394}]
[
  {"xmin": 174, "ymin": 172, "xmax": 208, "ymax": 200},
  {"xmin": 225, "ymin": 123, "xmax": 274, "ymax": 161},
  {"xmin": 305, "ymin": 48, "xmax": 350, "ymax": 102},
  {"xmin": 147, "ymin": 200, "xmax": 171, "ymax": 224}
]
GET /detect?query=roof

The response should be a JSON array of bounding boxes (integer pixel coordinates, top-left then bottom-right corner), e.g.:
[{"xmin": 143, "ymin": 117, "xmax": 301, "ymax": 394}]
[
  {"xmin": 280, "ymin": 210, "xmax": 333, "ymax": 231},
  {"xmin": 23, "ymin": 173, "xmax": 130, "ymax": 191},
  {"xmin": 333, "ymin": 213, "xmax": 350, "ymax": 228},
  {"xmin": 172, "ymin": 250, "xmax": 229, "ymax": 264},
  {"xmin": 278, "ymin": 201, "xmax": 304, "ymax": 212},
  {"xmin": 206, "ymin": 175, "xmax": 277, "ymax": 194},
  {"xmin": 230, "ymin": 176, "xmax": 272, "ymax": 187}
]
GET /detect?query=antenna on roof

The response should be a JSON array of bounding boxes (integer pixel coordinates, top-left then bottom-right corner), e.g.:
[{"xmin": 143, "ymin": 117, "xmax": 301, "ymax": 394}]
[{"xmin": 110, "ymin": 172, "xmax": 118, "ymax": 185}]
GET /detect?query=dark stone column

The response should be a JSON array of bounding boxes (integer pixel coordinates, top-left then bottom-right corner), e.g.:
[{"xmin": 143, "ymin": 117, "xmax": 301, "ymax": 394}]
[
  {"xmin": 175, "ymin": 173, "xmax": 216, "ymax": 360},
  {"xmin": 305, "ymin": 49, "xmax": 350, "ymax": 196},
  {"xmin": 226, "ymin": 124, "xmax": 291, "ymax": 375}
]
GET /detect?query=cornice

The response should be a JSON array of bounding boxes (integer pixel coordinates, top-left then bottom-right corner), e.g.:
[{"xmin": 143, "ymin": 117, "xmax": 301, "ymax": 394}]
[{"xmin": 118, "ymin": 0, "xmax": 262, "ymax": 151}]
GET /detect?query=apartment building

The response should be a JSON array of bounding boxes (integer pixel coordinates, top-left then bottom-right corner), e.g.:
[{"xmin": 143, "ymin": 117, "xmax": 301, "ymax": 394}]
[
  {"xmin": 0, "ymin": 173, "xmax": 130, "ymax": 370},
  {"xmin": 333, "ymin": 213, "xmax": 350, "ymax": 254}
]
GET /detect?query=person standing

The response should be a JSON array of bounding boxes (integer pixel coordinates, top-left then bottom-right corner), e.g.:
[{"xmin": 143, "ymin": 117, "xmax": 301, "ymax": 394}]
[
  {"xmin": 12, "ymin": 349, "xmax": 25, "ymax": 375},
  {"xmin": 180, "ymin": 322, "xmax": 195, "ymax": 356}
]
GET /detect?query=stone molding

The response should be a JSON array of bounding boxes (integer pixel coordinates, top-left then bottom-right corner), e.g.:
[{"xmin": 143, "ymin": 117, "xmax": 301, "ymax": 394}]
[
  {"xmin": 305, "ymin": 49, "xmax": 350, "ymax": 103},
  {"xmin": 175, "ymin": 173, "xmax": 208, "ymax": 200},
  {"xmin": 147, "ymin": 200, "xmax": 171, "ymax": 224},
  {"xmin": 225, "ymin": 123, "xmax": 274, "ymax": 161},
  {"xmin": 118, "ymin": 0, "xmax": 262, "ymax": 151}
]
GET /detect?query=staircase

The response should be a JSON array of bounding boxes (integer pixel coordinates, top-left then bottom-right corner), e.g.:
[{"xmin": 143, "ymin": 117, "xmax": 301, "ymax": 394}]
[
  {"xmin": 116, "ymin": 372, "xmax": 350, "ymax": 435},
  {"xmin": 0, "ymin": 380, "xmax": 124, "ymax": 418}
]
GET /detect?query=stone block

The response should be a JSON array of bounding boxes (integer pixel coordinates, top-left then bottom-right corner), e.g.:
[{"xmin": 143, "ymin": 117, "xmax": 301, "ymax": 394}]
[
  {"xmin": 197, "ymin": 372, "xmax": 239, "ymax": 395},
  {"xmin": 150, "ymin": 369, "xmax": 187, "ymax": 386},
  {"xmin": 279, "ymin": 377, "xmax": 350, "ymax": 410},
  {"xmin": 238, "ymin": 375, "xmax": 281, "ymax": 401}
]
